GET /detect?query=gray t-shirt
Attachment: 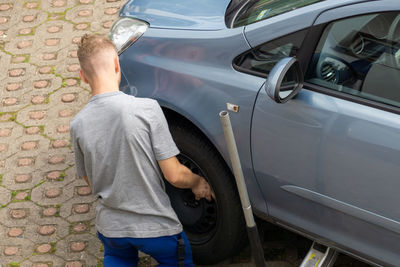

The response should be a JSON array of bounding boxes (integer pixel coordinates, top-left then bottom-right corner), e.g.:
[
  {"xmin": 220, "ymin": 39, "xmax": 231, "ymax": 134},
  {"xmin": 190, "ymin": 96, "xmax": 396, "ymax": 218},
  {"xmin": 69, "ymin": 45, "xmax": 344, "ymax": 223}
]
[{"xmin": 70, "ymin": 91, "xmax": 182, "ymax": 238}]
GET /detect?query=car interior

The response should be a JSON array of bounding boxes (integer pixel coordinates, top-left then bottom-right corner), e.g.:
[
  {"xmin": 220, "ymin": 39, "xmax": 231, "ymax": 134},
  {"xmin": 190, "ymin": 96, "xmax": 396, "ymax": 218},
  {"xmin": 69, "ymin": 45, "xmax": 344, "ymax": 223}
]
[{"xmin": 307, "ymin": 12, "xmax": 400, "ymax": 108}]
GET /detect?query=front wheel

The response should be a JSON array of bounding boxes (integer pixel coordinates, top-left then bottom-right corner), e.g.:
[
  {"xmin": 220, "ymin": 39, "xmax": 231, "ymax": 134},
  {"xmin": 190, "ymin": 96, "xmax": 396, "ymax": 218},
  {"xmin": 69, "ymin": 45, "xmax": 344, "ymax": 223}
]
[{"xmin": 166, "ymin": 123, "xmax": 247, "ymax": 265}]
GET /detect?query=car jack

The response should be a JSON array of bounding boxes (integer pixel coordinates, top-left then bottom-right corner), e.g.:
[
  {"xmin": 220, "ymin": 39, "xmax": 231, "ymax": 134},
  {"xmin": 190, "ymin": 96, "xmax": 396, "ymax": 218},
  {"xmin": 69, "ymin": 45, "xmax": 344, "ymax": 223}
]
[{"xmin": 300, "ymin": 242, "xmax": 338, "ymax": 267}]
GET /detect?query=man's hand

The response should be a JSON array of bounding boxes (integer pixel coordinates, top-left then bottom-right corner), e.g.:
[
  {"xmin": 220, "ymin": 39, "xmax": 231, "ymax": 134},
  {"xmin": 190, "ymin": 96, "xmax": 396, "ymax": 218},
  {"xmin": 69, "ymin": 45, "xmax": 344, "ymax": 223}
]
[
  {"xmin": 191, "ymin": 177, "xmax": 215, "ymax": 201},
  {"xmin": 158, "ymin": 156, "xmax": 216, "ymax": 201}
]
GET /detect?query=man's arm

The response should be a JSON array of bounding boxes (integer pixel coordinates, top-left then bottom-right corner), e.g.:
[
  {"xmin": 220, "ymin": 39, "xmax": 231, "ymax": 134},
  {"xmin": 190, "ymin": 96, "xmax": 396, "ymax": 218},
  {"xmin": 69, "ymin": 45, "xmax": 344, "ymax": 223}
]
[
  {"xmin": 158, "ymin": 156, "xmax": 215, "ymax": 201},
  {"xmin": 70, "ymin": 124, "xmax": 89, "ymax": 184}
]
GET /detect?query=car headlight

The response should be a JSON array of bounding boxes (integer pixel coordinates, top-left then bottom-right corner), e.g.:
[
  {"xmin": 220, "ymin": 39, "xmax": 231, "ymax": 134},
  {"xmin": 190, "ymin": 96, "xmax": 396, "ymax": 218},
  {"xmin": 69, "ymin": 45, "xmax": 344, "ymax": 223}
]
[{"xmin": 109, "ymin": 17, "xmax": 149, "ymax": 55}]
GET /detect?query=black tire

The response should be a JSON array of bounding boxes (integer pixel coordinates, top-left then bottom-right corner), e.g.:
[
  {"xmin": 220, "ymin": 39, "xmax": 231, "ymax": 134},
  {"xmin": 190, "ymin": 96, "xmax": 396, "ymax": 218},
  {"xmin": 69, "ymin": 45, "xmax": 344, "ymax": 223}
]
[{"xmin": 166, "ymin": 123, "xmax": 247, "ymax": 265}]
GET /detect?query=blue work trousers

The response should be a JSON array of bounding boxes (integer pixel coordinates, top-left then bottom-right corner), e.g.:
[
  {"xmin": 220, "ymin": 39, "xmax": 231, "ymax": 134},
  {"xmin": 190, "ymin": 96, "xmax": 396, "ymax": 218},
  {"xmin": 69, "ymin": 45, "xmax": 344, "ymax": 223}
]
[{"xmin": 97, "ymin": 231, "xmax": 194, "ymax": 267}]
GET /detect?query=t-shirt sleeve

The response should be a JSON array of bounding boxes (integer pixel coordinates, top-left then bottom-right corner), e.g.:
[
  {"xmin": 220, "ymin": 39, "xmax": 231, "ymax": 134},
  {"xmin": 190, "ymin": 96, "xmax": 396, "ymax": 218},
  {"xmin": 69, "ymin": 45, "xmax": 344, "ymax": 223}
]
[
  {"xmin": 149, "ymin": 102, "xmax": 180, "ymax": 161},
  {"xmin": 70, "ymin": 125, "xmax": 87, "ymax": 177}
]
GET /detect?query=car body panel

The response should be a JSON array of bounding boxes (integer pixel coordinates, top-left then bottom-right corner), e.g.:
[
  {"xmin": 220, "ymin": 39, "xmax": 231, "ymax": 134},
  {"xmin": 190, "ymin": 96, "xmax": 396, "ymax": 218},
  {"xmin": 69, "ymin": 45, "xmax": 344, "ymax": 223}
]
[
  {"xmin": 118, "ymin": 26, "xmax": 269, "ymax": 214},
  {"xmin": 120, "ymin": 0, "xmax": 231, "ymax": 30},
  {"xmin": 252, "ymin": 88, "xmax": 400, "ymax": 266},
  {"xmin": 251, "ymin": 1, "xmax": 400, "ymax": 266}
]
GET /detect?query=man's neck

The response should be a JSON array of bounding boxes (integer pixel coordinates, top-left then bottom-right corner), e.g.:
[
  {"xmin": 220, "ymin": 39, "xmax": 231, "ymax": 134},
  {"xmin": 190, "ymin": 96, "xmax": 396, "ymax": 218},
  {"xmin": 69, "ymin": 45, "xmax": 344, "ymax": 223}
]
[
  {"xmin": 91, "ymin": 86, "xmax": 119, "ymax": 96},
  {"xmin": 89, "ymin": 77, "xmax": 119, "ymax": 97}
]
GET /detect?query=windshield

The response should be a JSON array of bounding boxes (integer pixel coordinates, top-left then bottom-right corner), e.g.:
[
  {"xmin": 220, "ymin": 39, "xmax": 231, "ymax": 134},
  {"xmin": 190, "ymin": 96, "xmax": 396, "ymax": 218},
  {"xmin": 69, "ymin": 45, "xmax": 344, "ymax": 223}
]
[{"xmin": 229, "ymin": 0, "xmax": 325, "ymax": 28}]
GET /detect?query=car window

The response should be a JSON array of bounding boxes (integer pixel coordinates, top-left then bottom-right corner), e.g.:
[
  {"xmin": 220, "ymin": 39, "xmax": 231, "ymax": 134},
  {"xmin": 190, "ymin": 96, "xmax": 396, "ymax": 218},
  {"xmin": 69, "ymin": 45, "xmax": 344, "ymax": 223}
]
[
  {"xmin": 234, "ymin": 29, "xmax": 307, "ymax": 78},
  {"xmin": 306, "ymin": 12, "xmax": 400, "ymax": 108},
  {"xmin": 231, "ymin": 0, "xmax": 325, "ymax": 28}
]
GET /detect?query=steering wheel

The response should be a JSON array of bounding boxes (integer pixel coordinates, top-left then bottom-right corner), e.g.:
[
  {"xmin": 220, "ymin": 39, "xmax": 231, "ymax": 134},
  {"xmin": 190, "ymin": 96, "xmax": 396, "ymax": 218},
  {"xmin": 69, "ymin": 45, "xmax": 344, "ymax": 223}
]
[{"xmin": 388, "ymin": 14, "xmax": 400, "ymax": 68}]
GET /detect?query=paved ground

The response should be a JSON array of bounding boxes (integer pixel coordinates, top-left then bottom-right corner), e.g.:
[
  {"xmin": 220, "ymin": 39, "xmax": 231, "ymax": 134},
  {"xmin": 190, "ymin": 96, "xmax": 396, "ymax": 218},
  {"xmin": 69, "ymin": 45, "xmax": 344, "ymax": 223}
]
[
  {"xmin": 0, "ymin": 0, "xmax": 372, "ymax": 266},
  {"xmin": 0, "ymin": 0, "xmax": 124, "ymax": 266}
]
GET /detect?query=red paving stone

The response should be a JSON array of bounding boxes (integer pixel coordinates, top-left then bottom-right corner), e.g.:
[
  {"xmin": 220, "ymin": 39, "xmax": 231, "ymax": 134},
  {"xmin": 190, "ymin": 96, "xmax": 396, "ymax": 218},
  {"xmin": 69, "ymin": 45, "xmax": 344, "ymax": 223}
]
[
  {"xmin": 6, "ymin": 83, "xmax": 22, "ymax": 91},
  {"xmin": 47, "ymin": 25, "xmax": 62, "ymax": 33},
  {"xmin": 18, "ymin": 157, "xmax": 34, "ymax": 166},
  {"xmin": 62, "ymin": 93, "xmax": 75, "ymax": 102},
  {"xmin": 0, "ymin": 4, "xmax": 12, "ymax": 11},
  {"xmin": 48, "ymin": 155, "xmax": 65, "ymax": 164},
  {"xmin": 74, "ymin": 204, "xmax": 89, "ymax": 214},
  {"xmin": 52, "ymin": 0, "xmax": 66, "ymax": 7},
  {"xmin": 47, "ymin": 170, "xmax": 61, "ymax": 180},
  {"xmin": 33, "ymin": 80, "xmax": 49, "ymax": 88},
  {"xmin": 23, "ymin": 15, "xmax": 36, "ymax": 22},
  {"xmin": 31, "ymin": 95, "xmax": 46, "ymax": 104},
  {"xmin": 21, "ymin": 141, "xmax": 38, "ymax": 150},
  {"xmin": 3, "ymin": 97, "xmax": 18, "ymax": 106},
  {"xmin": 12, "ymin": 56, "xmax": 27, "ymax": 63},
  {"xmin": 43, "ymin": 207, "xmax": 57, "ymax": 217},
  {"xmin": 0, "ymin": 16, "xmax": 9, "ymax": 24},
  {"xmin": 52, "ymin": 139, "xmax": 68, "ymax": 148},
  {"xmin": 58, "ymin": 108, "xmax": 73, "ymax": 117},
  {"xmin": 8, "ymin": 227, "xmax": 24, "ymax": 237},
  {"xmin": 29, "ymin": 110, "xmax": 46, "ymax": 120},
  {"xmin": 14, "ymin": 191, "xmax": 29, "ymax": 200},
  {"xmin": 38, "ymin": 66, "xmax": 52, "ymax": 74},
  {"xmin": 26, "ymin": 2, "xmax": 38, "ymax": 9},
  {"xmin": 4, "ymin": 246, "xmax": 19, "ymax": 256},
  {"xmin": 19, "ymin": 28, "xmax": 32, "ymax": 35},
  {"xmin": 26, "ymin": 126, "xmax": 41, "ymax": 134},
  {"xmin": 42, "ymin": 53, "xmax": 57, "ymax": 60},
  {"xmin": 0, "ymin": 143, "xmax": 8, "ymax": 152},
  {"xmin": 10, "ymin": 209, "xmax": 27, "ymax": 219},
  {"xmin": 9, "ymin": 68, "xmax": 25, "ymax": 77},
  {"xmin": 66, "ymin": 262, "xmax": 83, "ymax": 267},
  {"xmin": 57, "ymin": 124, "xmax": 70, "ymax": 133},
  {"xmin": 39, "ymin": 225, "xmax": 56, "ymax": 235},
  {"xmin": 77, "ymin": 186, "xmax": 91, "ymax": 196},
  {"xmin": 70, "ymin": 241, "xmax": 86, "ymax": 252},
  {"xmin": 45, "ymin": 38, "xmax": 60, "ymax": 46},
  {"xmin": 15, "ymin": 174, "xmax": 31, "ymax": 183},
  {"xmin": 36, "ymin": 243, "xmax": 52, "ymax": 253},
  {"xmin": 45, "ymin": 188, "xmax": 61, "ymax": 198},
  {"xmin": 73, "ymin": 223, "xmax": 87, "ymax": 233}
]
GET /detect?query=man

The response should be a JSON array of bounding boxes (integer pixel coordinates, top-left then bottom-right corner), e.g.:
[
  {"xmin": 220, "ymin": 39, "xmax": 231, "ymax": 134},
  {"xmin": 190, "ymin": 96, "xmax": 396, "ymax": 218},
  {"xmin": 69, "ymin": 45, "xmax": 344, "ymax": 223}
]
[{"xmin": 70, "ymin": 34, "xmax": 214, "ymax": 267}]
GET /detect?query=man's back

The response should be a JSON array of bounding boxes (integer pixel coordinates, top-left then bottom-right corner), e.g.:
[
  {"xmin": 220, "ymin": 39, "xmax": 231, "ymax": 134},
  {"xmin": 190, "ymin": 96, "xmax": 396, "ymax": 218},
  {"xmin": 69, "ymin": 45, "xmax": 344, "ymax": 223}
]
[
  {"xmin": 70, "ymin": 91, "xmax": 182, "ymax": 238},
  {"xmin": 71, "ymin": 34, "xmax": 211, "ymax": 266}
]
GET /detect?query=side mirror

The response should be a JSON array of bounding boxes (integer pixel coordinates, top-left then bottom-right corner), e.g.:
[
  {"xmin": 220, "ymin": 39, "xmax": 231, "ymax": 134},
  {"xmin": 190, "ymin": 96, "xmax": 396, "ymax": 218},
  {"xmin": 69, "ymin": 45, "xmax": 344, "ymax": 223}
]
[{"xmin": 265, "ymin": 57, "xmax": 303, "ymax": 103}]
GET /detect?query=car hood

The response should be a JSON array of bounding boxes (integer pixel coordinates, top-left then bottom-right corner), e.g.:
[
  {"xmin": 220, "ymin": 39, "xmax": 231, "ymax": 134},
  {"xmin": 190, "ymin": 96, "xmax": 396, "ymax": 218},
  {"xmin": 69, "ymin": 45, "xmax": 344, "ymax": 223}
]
[{"xmin": 120, "ymin": 0, "xmax": 231, "ymax": 30}]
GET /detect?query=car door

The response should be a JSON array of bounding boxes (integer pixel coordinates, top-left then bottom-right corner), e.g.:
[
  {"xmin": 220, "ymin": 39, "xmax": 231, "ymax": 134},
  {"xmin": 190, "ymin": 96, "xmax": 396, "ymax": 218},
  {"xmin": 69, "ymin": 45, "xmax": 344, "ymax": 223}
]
[{"xmin": 250, "ymin": 1, "xmax": 400, "ymax": 266}]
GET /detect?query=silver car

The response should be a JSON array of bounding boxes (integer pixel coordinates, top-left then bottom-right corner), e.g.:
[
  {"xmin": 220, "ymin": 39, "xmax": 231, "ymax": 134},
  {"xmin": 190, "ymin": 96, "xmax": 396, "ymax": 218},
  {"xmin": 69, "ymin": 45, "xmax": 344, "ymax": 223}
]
[{"xmin": 110, "ymin": 0, "xmax": 400, "ymax": 265}]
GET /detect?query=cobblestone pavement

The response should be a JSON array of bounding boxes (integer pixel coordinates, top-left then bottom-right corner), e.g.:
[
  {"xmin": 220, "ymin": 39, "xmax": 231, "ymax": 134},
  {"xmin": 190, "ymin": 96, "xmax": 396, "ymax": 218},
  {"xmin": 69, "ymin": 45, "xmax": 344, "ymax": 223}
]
[
  {"xmin": 0, "ymin": 0, "xmax": 125, "ymax": 266},
  {"xmin": 0, "ymin": 1, "xmax": 373, "ymax": 267}
]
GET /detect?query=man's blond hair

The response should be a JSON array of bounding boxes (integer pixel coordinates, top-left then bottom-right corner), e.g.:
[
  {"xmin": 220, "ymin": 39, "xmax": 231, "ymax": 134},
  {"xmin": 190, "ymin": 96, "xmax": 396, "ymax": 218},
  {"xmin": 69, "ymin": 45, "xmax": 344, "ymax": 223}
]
[{"xmin": 77, "ymin": 34, "xmax": 117, "ymax": 77}]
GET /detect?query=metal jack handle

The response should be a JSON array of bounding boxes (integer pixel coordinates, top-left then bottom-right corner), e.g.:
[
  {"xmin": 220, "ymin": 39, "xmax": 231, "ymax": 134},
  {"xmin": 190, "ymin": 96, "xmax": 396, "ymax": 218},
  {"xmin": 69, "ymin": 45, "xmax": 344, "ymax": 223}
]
[{"xmin": 219, "ymin": 110, "xmax": 266, "ymax": 267}]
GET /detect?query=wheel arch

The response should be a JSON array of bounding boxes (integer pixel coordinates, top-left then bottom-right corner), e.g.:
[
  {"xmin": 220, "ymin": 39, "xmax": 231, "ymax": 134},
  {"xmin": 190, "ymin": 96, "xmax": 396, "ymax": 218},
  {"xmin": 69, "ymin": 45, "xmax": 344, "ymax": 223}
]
[
  {"xmin": 161, "ymin": 105, "xmax": 270, "ymax": 218},
  {"xmin": 162, "ymin": 106, "xmax": 234, "ymax": 180}
]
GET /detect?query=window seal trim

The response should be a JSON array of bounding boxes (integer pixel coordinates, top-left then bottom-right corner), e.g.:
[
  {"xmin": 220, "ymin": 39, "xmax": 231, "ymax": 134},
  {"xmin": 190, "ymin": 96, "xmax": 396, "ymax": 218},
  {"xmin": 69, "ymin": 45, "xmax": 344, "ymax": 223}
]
[
  {"xmin": 232, "ymin": 28, "xmax": 312, "ymax": 78},
  {"xmin": 232, "ymin": 62, "xmax": 268, "ymax": 78},
  {"xmin": 303, "ymin": 82, "xmax": 400, "ymax": 115}
]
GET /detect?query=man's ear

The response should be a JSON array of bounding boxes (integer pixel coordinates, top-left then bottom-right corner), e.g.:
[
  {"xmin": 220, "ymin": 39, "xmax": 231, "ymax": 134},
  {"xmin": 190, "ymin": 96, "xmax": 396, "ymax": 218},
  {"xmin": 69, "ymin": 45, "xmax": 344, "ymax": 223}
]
[
  {"xmin": 79, "ymin": 69, "xmax": 89, "ymax": 84},
  {"xmin": 114, "ymin": 55, "xmax": 120, "ymax": 74}
]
